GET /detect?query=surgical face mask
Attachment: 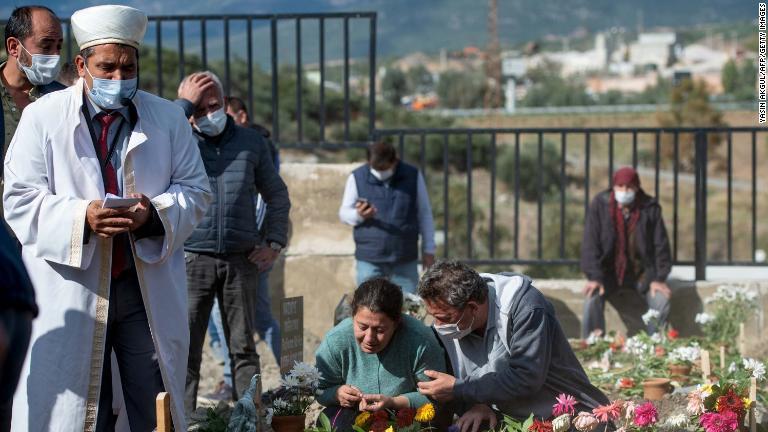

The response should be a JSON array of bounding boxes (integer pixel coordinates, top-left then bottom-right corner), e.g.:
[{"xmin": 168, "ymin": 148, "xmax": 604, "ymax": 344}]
[
  {"xmin": 434, "ymin": 309, "xmax": 475, "ymax": 340},
  {"xmin": 194, "ymin": 107, "xmax": 228, "ymax": 136},
  {"xmin": 17, "ymin": 42, "xmax": 61, "ymax": 85},
  {"xmin": 370, "ymin": 167, "xmax": 394, "ymax": 182},
  {"xmin": 85, "ymin": 65, "xmax": 138, "ymax": 110},
  {"xmin": 615, "ymin": 189, "xmax": 636, "ymax": 205}
]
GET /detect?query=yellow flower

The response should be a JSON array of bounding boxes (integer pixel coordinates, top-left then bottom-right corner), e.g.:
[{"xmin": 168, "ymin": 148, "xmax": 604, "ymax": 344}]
[
  {"xmin": 701, "ymin": 384, "xmax": 713, "ymax": 396},
  {"xmin": 354, "ymin": 411, "xmax": 371, "ymax": 427},
  {"xmin": 414, "ymin": 403, "xmax": 436, "ymax": 423},
  {"xmin": 743, "ymin": 398, "xmax": 753, "ymax": 409},
  {"xmin": 384, "ymin": 427, "xmax": 395, "ymax": 432}
]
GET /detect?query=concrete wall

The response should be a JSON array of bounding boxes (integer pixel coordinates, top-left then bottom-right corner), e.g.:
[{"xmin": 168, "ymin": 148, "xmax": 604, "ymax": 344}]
[{"xmin": 273, "ymin": 163, "xmax": 768, "ymax": 358}]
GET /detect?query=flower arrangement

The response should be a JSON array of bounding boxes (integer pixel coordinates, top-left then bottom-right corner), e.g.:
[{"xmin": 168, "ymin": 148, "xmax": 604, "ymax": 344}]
[
  {"xmin": 696, "ymin": 284, "xmax": 758, "ymax": 344},
  {"xmin": 351, "ymin": 403, "xmax": 435, "ymax": 432},
  {"xmin": 667, "ymin": 344, "xmax": 701, "ymax": 367},
  {"xmin": 267, "ymin": 361, "xmax": 322, "ymax": 418}
]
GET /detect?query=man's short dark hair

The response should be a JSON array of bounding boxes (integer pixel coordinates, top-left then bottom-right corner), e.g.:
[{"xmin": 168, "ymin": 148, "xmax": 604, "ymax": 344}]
[
  {"xmin": 5, "ymin": 6, "xmax": 59, "ymax": 50},
  {"xmin": 417, "ymin": 260, "xmax": 488, "ymax": 309},
  {"xmin": 225, "ymin": 96, "xmax": 249, "ymax": 115},
  {"xmin": 352, "ymin": 277, "xmax": 403, "ymax": 322},
  {"xmin": 366, "ymin": 141, "xmax": 397, "ymax": 170}
]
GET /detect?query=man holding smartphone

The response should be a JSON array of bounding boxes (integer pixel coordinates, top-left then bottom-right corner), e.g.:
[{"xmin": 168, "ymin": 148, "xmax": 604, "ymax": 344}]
[{"xmin": 338, "ymin": 141, "xmax": 436, "ymax": 293}]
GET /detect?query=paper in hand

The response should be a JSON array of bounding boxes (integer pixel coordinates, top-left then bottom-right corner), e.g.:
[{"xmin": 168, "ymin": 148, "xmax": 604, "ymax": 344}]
[{"xmin": 102, "ymin": 193, "xmax": 141, "ymax": 209}]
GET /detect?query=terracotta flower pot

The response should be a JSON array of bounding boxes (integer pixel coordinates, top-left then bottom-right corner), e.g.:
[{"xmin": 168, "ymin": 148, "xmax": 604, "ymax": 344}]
[
  {"xmin": 668, "ymin": 364, "xmax": 692, "ymax": 377},
  {"xmin": 642, "ymin": 378, "xmax": 672, "ymax": 400},
  {"xmin": 271, "ymin": 414, "xmax": 306, "ymax": 432}
]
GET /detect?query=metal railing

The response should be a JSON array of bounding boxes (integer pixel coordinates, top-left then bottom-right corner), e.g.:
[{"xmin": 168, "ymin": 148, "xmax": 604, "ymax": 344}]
[
  {"xmin": 2, "ymin": 11, "xmax": 377, "ymax": 146},
  {"xmin": 375, "ymin": 127, "xmax": 767, "ymax": 280}
]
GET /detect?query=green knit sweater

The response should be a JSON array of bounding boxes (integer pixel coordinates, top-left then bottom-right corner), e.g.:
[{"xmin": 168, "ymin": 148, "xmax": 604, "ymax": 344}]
[{"xmin": 315, "ymin": 315, "xmax": 447, "ymax": 408}]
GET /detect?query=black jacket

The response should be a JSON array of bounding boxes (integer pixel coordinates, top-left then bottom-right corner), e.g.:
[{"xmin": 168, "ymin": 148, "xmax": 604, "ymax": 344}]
[
  {"xmin": 580, "ymin": 190, "xmax": 671, "ymax": 293},
  {"xmin": 184, "ymin": 116, "xmax": 290, "ymax": 253}
]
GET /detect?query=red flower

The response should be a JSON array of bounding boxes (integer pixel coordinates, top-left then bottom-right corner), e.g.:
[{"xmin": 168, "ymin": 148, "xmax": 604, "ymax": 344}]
[
  {"xmin": 667, "ymin": 328, "xmax": 679, "ymax": 340},
  {"xmin": 396, "ymin": 408, "xmax": 416, "ymax": 428},
  {"xmin": 529, "ymin": 419, "xmax": 553, "ymax": 432},
  {"xmin": 373, "ymin": 410, "xmax": 389, "ymax": 421},
  {"xmin": 655, "ymin": 346, "xmax": 665, "ymax": 357},
  {"xmin": 716, "ymin": 389, "xmax": 745, "ymax": 416},
  {"xmin": 618, "ymin": 377, "xmax": 635, "ymax": 389},
  {"xmin": 370, "ymin": 420, "xmax": 390, "ymax": 432}
]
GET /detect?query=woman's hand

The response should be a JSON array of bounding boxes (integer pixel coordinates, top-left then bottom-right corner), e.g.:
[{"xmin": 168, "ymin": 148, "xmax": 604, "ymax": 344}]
[
  {"xmin": 358, "ymin": 394, "xmax": 393, "ymax": 411},
  {"xmin": 336, "ymin": 385, "xmax": 362, "ymax": 408}
]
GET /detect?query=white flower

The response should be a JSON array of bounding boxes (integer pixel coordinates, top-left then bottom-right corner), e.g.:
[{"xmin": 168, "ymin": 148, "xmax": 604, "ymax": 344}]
[
  {"xmin": 695, "ymin": 312, "xmax": 714, "ymax": 325},
  {"xmin": 272, "ymin": 398, "xmax": 290, "ymax": 411},
  {"xmin": 281, "ymin": 374, "xmax": 300, "ymax": 388},
  {"xmin": 586, "ymin": 331, "xmax": 602, "ymax": 346},
  {"xmin": 553, "ymin": 414, "xmax": 571, "ymax": 432},
  {"xmin": 623, "ymin": 336, "xmax": 651, "ymax": 357},
  {"xmin": 669, "ymin": 346, "xmax": 701, "ymax": 364},
  {"xmin": 286, "ymin": 361, "xmax": 322, "ymax": 388},
  {"xmin": 728, "ymin": 362, "xmax": 738, "ymax": 373},
  {"xmin": 665, "ymin": 413, "xmax": 689, "ymax": 428},
  {"xmin": 743, "ymin": 358, "xmax": 766, "ymax": 381},
  {"xmin": 642, "ymin": 309, "xmax": 660, "ymax": 325},
  {"xmin": 650, "ymin": 333, "xmax": 663, "ymax": 343}
]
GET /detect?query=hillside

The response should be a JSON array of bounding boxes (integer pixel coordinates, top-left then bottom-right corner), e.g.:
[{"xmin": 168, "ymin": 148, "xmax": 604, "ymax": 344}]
[{"xmin": 4, "ymin": 0, "xmax": 754, "ymax": 57}]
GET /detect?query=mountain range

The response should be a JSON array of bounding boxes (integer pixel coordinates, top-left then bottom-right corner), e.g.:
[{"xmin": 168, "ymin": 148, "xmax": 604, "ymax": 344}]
[{"xmin": 1, "ymin": 0, "xmax": 754, "ymax": 57}]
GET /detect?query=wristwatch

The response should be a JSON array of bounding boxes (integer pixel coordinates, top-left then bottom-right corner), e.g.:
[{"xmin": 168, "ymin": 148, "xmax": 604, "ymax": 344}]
[{"xmin": 267, "ymin": 241, "xmax": 283, "ymax": 252}]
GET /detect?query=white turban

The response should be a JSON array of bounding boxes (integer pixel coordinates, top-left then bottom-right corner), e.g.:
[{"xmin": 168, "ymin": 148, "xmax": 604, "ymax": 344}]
[{"xmin": 71, "ymin": 5, "xmax": 147, "ymax": 51}]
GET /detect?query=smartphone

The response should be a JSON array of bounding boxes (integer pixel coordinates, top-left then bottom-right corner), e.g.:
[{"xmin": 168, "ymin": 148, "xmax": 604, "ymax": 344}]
[{"xmin": 356, "ymin": 197, "xmax": 369, "ymax": 205}]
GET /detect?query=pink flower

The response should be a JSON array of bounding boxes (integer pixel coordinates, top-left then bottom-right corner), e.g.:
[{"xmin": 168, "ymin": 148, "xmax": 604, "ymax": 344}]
[
  {"xmin": 687, "ymin": 390, "xmax": 705, "ymax": 415},
  {"xmin": 700, "ymin": 411, "xmax": 739, "ymax": 432},
  {"xmin": 592, "ymin": 401, "xmax": 623, "ymax": 422},
  {"xmin": 633, "ymin": 402, "xmax": 658, "ymax": 427},
  {"xmin": 553, "ymin": 393, "xmax": 578, "ymax": 417},
  {"xmin": 573, "ymin": 412, "xmax": 599, "ymax": 432}
]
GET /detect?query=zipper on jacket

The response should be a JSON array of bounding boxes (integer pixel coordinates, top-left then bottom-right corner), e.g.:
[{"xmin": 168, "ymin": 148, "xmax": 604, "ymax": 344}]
[{"xmin": 216, "ymin": 146, "xmax": 224, "ymax": 253}]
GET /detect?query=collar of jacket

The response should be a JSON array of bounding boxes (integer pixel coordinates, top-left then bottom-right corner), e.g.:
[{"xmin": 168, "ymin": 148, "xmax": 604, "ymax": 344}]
[{"xmin": 365, "ymin": 160, "xmax": 405, "ymax": 185}]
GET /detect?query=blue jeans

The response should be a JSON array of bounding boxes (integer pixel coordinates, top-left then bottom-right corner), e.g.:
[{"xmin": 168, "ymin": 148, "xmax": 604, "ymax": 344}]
[
  {"xmin": 208, "ymin": 299, "xmax": 232, "ymax": 387},
  {"xmin": 355, "ymin": 259, "xmax": 419, "ymax": 293}
]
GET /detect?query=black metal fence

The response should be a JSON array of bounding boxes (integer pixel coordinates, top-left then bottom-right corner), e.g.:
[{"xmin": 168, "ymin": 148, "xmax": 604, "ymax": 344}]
[
  {"xmin": 2, "ymin": 12, "xmax": 377, "ymax": 145},
  {"xmin": 375, "ymin": 127, "xmax": 767, "ymax": 279},
  {"xmin": 3, "ymin": 12, "xmax": 766, "ymax": 279}
]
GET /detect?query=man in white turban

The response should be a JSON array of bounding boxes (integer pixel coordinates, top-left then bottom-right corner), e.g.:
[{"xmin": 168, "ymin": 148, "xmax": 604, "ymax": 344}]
[{"xmin": 3, "ymin": 5, "xmax": 211, "ymax": 431}]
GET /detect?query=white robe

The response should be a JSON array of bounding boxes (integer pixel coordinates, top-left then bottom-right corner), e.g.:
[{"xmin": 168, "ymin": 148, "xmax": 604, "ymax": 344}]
[{"xmin": 3, "ymin": 78, "xmax": 211, "ymax": 431}]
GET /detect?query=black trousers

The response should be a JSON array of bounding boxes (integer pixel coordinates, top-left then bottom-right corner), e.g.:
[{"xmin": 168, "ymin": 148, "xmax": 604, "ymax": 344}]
[
  {"xmin": 184, "ymin": 252, "xmax": 260, "ymax": 413},
  {"xmin": 0, "ymin": 309, "xmax": 33, "ymax": 432},
  {"xmin": 95, "ymin": 269, "xmax": 164, "ymax": 432}
]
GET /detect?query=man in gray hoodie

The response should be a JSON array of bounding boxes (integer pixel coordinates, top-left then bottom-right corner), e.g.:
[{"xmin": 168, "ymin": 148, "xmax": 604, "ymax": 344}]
[{"xmin": 417, "ymin": 261, "xmax": 608, "ymax": 432}]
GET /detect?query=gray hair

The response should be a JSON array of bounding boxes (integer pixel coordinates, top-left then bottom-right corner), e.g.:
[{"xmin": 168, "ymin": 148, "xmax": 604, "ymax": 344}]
[
  {"xmin": 417, "ymin": 260, "xmax": 488, "ymax": 308},
  {"xmin": 177, "ymin": 70, "xmax": 223, "ymax": 99}
]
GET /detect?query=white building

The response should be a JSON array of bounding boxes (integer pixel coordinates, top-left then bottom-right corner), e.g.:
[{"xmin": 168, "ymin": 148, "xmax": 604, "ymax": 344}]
[{"xmin": 629, "ymin": 32, "xmax": 678, "ymax": 70}]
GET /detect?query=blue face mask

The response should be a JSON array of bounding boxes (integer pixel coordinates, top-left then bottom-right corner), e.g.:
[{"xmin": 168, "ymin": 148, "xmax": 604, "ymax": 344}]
[{"xmin": 85, "ymin": 65, "xmax": 137, "ymax": 109}]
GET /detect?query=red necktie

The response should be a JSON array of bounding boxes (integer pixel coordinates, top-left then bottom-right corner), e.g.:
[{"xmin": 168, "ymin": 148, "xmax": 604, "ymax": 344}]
[{"xmin": 97, "ymin": 113, "xmax": 126, "ymax": 278}]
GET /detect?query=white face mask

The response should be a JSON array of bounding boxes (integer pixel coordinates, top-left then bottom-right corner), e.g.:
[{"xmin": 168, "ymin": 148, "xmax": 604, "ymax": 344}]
[
  {"xmin": 434, "ymin": 309, "xmax": 475, "ymax": 340},
  {"xmin": 615, "ymin": 189, "xmax": 636, "ymax": 205},
  {"xmin": 17, "ymin": 42, "xmax": 61, "ymax": 86},
  {"xmin": 194, "ymin": 107, "xmax": 228, "ymax": 136},
  {"xmin": 371, "ymin": 168, "xmax": 394, "ymax": 182}
]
